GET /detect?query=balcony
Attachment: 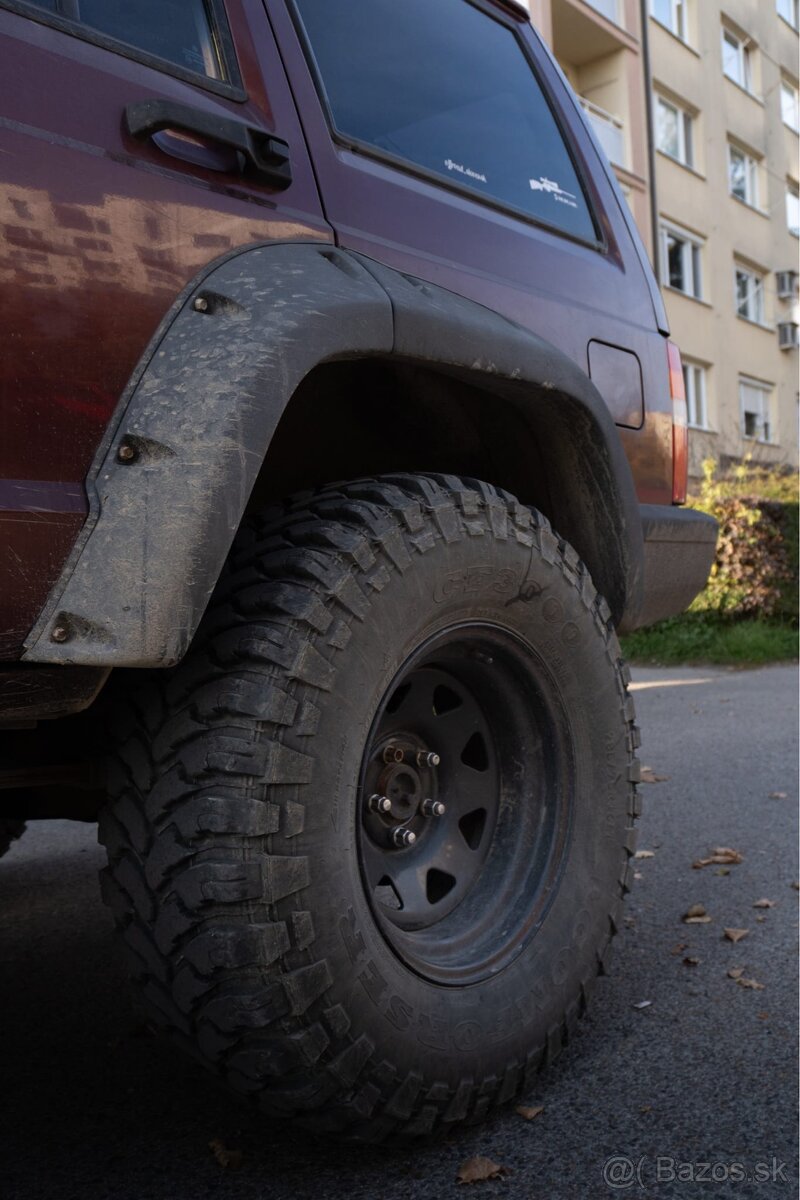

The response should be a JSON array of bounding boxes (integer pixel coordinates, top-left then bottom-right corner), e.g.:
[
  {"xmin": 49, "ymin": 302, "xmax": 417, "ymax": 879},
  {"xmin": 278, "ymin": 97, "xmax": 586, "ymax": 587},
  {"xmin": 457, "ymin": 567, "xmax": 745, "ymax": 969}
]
[
  {"xmin": 583, "ymin": 0, "xmax": 621, "ymax": 25},
  {"xmin": 580, "ymin": 97, "xmax": 626, "ymax": 167},
  {"xmin": 551, "ymin": 0, "xmax": 635, "ymax": 68}
]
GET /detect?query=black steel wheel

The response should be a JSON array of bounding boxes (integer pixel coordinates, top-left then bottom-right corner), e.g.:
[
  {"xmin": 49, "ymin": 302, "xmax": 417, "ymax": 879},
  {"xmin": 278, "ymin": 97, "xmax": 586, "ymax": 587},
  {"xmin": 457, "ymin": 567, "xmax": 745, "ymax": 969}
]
[
  {"xmin": 101, "ymin": 474, "xmax": 639, "ymax": 1142},
  {"xmin": 358, "ymin": 626, "xmax": 572, "ymax": 984}
]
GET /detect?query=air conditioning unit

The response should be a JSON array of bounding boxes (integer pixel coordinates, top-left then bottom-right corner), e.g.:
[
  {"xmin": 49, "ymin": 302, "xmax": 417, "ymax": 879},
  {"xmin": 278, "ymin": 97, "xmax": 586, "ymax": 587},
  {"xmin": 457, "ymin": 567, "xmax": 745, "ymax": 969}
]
[
  {"xmin": 778, "ymin": 321, "xmax": 799, "ymax": 349},
  {"xmin": 776, "ymin": 270, "xmax": 798, "ymax": 299}
]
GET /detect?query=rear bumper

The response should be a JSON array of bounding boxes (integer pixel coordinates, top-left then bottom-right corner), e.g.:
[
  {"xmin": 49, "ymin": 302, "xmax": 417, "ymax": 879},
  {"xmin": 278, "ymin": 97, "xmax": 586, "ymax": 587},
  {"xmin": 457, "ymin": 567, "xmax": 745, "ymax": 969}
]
[{"xmin": 632, "ymin": 504, "xmax": 718, "ymax": 630}]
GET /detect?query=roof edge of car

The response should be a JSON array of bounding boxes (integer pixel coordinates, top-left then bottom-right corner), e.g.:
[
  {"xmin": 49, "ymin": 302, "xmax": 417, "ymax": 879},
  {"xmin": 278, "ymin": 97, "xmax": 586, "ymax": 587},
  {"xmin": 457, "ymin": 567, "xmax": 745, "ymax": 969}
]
[{"xmin": 493, "ymin": 0, "xmax": 531, "ymax": 20}]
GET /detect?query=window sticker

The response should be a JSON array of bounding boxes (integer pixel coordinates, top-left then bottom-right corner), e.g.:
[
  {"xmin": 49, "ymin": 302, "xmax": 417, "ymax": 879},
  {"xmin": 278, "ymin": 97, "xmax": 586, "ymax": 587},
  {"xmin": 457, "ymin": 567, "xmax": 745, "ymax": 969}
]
[
  {"xmin": 529, "ymin": 177, "xmax": 578, "ymax": 209},
  {"xmin": 444, "ymin": 158, "xmax": 488, "ymax": 184}
]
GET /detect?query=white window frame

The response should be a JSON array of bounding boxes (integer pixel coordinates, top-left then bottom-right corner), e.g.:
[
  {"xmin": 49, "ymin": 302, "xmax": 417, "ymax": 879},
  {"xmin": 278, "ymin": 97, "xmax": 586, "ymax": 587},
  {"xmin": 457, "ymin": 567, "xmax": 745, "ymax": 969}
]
[
  {"xmin": 655, "ymin": 94, "xmax": 694, "ymax": 167},
  {"xmin": 735, "ymin": 265, "xmax": 766, "ymax": 325},
  {"xmin": 781, "ymin": 80, "xmax": 800, "ymax": 132},
  {"xmin": 722, "ymin": 29, "xmax": 752, "ymax": 93},
  {"xmin": 651, "ymin": 0, "xmax": 687, "ymax": 41},
  {"xmin": 739, "ymin": 378, "xmax": 775, "ymax": 444},
  {"xmin": 787, "ymin": 183, "xmax": 800, "ymax": 238},
  {"xmin": 660, "ymin": 221, "xmax": 704, "ymax": 300},
  {"xmin": 682, "ymin": 361, "xmax": 709, "ymax": 430},
  {"xmin": 777, "ymin": 0, "xmax": 799, "ymax": 31},
  {"xmin": 727, "ymin": 143, "xmax": 759, "ymax": 208}
]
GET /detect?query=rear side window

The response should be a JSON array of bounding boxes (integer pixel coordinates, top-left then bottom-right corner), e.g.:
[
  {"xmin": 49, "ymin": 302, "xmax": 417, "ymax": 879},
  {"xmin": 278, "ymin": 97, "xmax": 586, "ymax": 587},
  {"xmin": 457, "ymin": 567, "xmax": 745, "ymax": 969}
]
[
  {"xmin": 292, "ymin": 0, "xmax": 597, "ymax": 242},
  {"xmin": 19, "ymin": 0, "xmax": 227, "ymax": 81}
]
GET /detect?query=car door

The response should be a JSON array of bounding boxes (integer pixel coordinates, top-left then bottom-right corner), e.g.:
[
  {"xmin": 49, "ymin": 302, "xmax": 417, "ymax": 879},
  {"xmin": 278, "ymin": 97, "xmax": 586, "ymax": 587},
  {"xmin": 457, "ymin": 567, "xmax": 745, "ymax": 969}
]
[{"xmin": 0, "ymin": 0, "xmax": 331, "ymax": 659}]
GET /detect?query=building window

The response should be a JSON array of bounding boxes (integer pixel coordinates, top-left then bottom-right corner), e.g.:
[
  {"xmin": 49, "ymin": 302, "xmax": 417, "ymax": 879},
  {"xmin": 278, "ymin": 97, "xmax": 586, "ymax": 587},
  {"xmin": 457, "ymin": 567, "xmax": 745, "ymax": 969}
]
[
  {"xmin": 660, "ymin": 223, "xmax": 703, "ymax": 298},
  {"xmin": 722, "ymin": 29, "xmax": 752, "ymax": 92},
  {"xmin": 735, "ymin": 266, "xmax": 765, "ymax": 324},
  {"xmin": 651, "ymin": 0, "xmax": 686, "ymax": 40},
  {"xmin": 781, "ymin": 80, "xmax": 800, "ymax": 132},
  {"xmin": 788, "ymin": 183, "xmax": 800, "ymax": 237},
  {"xmin": 656, "ymin": 95, "xmax": 693, "ymax": 167},
  {"xmin": 728, "ymin": 144, "xmax": 759, "ymax": 207},
  {"xmin": 739, "ymin": 378, "xmax": 774, "ymax": 443},
  {"xmin": 777, "ymin": 0, "xmax": 799, "ymax": 30},
  {"xmin": 682, "ymin": 362, "xmax": 709, "ymax": 429}
]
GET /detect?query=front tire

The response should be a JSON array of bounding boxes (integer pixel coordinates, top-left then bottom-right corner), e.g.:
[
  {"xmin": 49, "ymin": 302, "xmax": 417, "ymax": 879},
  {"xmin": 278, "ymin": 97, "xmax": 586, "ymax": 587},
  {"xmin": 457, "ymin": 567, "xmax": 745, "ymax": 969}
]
[{"xmin": 100, "ymin": 474, "xmax": 640, "ymax": 1140}]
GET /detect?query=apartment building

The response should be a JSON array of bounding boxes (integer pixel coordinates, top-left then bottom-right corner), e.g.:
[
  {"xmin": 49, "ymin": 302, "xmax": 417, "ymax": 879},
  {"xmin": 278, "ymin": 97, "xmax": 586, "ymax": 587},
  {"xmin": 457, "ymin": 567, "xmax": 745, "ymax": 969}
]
[
  {"xmin": 527, "ymin": 0, "xmax": 799, "ymax": 474},
  {"xmin": 648, "ymin": 0, "xmax": 799, "ymax": 473}
]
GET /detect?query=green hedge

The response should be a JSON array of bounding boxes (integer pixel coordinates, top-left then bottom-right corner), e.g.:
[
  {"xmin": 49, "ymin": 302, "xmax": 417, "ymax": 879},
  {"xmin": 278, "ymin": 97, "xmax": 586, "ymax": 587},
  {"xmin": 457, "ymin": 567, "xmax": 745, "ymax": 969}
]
[
  {"xmin": 688, "ymin": 460, "xmax": 798, "ymax": 622},
  {"xmin": 621, "ymin": 460, "xmax": 798, "ymax": 665}
]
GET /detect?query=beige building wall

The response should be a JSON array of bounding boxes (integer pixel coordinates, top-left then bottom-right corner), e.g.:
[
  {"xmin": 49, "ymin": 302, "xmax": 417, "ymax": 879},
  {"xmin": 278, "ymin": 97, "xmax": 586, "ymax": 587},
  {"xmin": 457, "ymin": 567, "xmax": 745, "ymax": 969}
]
[
  {"xmin": 526, "ymin": 0, "xmax": 799, "ymax": 475},
  {"xmin": 648, "ymin": 0, "xmax": 799, "ymax": 474}
]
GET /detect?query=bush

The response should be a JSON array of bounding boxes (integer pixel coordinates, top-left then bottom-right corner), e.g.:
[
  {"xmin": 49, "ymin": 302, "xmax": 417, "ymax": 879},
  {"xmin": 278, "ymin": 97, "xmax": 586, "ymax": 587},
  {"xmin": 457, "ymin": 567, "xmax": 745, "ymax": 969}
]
[
  {"xmin": 688, "ymin": 459, "xmax": 798, "ymax": 621},
  {"xmin": 621, "ymin": 459, "xmax": 798, "ymax": 665}
]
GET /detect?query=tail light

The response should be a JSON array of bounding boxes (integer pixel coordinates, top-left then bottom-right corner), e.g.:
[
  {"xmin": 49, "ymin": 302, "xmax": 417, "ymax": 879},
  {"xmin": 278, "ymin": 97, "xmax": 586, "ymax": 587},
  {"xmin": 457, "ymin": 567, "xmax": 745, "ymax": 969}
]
[{"xmin": 667, "ymin": 340, "xmax": 688, "ymax": 505}]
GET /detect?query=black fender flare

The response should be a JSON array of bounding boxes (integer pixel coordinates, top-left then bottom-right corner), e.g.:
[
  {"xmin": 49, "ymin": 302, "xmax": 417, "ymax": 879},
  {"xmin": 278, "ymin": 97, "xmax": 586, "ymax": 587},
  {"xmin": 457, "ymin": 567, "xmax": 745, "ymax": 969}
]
[{"xmin": 23, "ymin": 241, "xmax": 643, "ymax": 667}]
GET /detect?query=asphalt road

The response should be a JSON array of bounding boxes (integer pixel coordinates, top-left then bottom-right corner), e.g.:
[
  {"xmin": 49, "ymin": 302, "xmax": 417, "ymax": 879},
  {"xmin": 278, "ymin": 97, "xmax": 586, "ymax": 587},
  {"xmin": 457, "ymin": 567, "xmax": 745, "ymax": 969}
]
[{"xmin": 0, "ymin": 665, "xmax": 797, "ymax": 1200}]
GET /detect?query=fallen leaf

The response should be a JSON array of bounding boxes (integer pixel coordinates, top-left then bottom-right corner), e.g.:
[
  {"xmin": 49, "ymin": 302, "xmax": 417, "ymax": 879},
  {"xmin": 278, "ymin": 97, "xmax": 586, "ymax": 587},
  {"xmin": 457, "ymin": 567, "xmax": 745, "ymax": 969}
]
[
  {"xmin": 632, "ymin": 999, "xmax": 653, "ymax": 1010},
  {"xmin": 757, "ymin": 1012, "xmax": 769, "ymax": 1020},
  {"xmin": 670, "ymin": 942, "xmax": 688, "ymax": 955},
  {"xmin": 714, "ymin": 867, "xmax": 730, "ymax": 876},
  {"xmin": 208, "ymin": 1138, "xmax": 243, "ymax": 1171},
  {"xmin": 737, "ymin": 976, "xmax": 765, "ymax": 991},
  {"xmin": 727, "ymin": 967, "xmax": 745, "ymax": 979},
  {"xmin": 769, "ymin": 791, "xmax": 788, "ymax": 799},
  {"xmin": 457, "ymin": 1157, "xmax": 511, "ymax": 1184},
  {"xmin": 640, "ymin": 1104, "xmax": 653, "ymax": 1113},
  {"xmin": 693, "ymin": 847, "xmax": 744, "ymax": 869},
  {"xmin": 640, "ymin": 766, "xmax": 670, "ymax": 784},
  {"xmin": 753, "ymin": 899, "xmax": 776, "ymax": 909},
  {"xmin": 634, "ymin": 850, "xmax": 655, "ymax": 859},
  {"xmin": 515, "ymin": 1105, "xmax": 544, "ymax": 1122},
  {"xmin": 682, "ymin": 956, "xmax": 701, "ymax": 966},
  {"xmin": 683, "ymin": 904, "xmax": 712, "ymax": 924},
  {"xmin": 713, "ymin": 846, "xmax": 744, "ymax": 861},
  {"xmin": 724, "ymin": 928, "xmax": 749, "ymax": 944}
]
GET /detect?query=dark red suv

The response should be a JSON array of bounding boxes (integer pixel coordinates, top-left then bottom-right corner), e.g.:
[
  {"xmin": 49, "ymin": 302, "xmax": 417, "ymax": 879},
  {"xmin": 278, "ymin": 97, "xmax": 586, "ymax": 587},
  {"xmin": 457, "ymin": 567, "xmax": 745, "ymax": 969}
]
[{"xmin": 0, "ymin": 0, "xmax": 716, "ymax": 1141}]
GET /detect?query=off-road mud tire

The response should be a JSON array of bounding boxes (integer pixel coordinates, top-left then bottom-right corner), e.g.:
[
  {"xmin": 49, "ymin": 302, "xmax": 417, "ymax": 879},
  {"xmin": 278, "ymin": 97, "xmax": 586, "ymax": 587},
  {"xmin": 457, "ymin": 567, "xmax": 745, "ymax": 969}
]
[{"xmin": 100, "ymin": 473, "xmax": 640, "ymax": 1140}]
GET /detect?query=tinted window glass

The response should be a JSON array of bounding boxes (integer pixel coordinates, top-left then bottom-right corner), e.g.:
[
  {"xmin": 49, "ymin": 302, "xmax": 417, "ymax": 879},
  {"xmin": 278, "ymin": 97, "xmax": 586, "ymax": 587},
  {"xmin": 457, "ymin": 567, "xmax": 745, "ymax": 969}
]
[
  {"xmin": 294, "ymin": 0, "xmax": 596, "ymax": 241},
  {"xmin": 24, "ymin": 0, "xmax": 225, "ymax": 80}
]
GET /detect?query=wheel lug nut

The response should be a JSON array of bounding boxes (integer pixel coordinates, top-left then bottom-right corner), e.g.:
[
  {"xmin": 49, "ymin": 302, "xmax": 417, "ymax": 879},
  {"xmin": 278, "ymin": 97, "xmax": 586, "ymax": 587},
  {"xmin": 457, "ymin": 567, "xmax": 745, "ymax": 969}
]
[
  {"xmin": 421, "ymin": 799, "xmax": 446, "ymax": 817},
  {"xmin": 383, "ymin": 745, "xmax": 405, "ymax": 764},
  {"xmin": 391, "ymin": 828, "xmax": 417, "ymax": 848},
  {"xmin": 416, "ymin": 751, "xmax": 440, "ymax": 768},
  {"xmin": 368, "ymin": 794, "xmax": 392, "ymax": 814}
]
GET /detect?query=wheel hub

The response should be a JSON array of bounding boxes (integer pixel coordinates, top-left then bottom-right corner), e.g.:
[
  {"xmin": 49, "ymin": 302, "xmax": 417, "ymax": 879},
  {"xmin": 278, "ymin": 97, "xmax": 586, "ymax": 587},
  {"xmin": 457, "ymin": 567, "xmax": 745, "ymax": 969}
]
[{"xmin": 363, "ymin": 736, "xmax": 442, "ymax": 844}]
